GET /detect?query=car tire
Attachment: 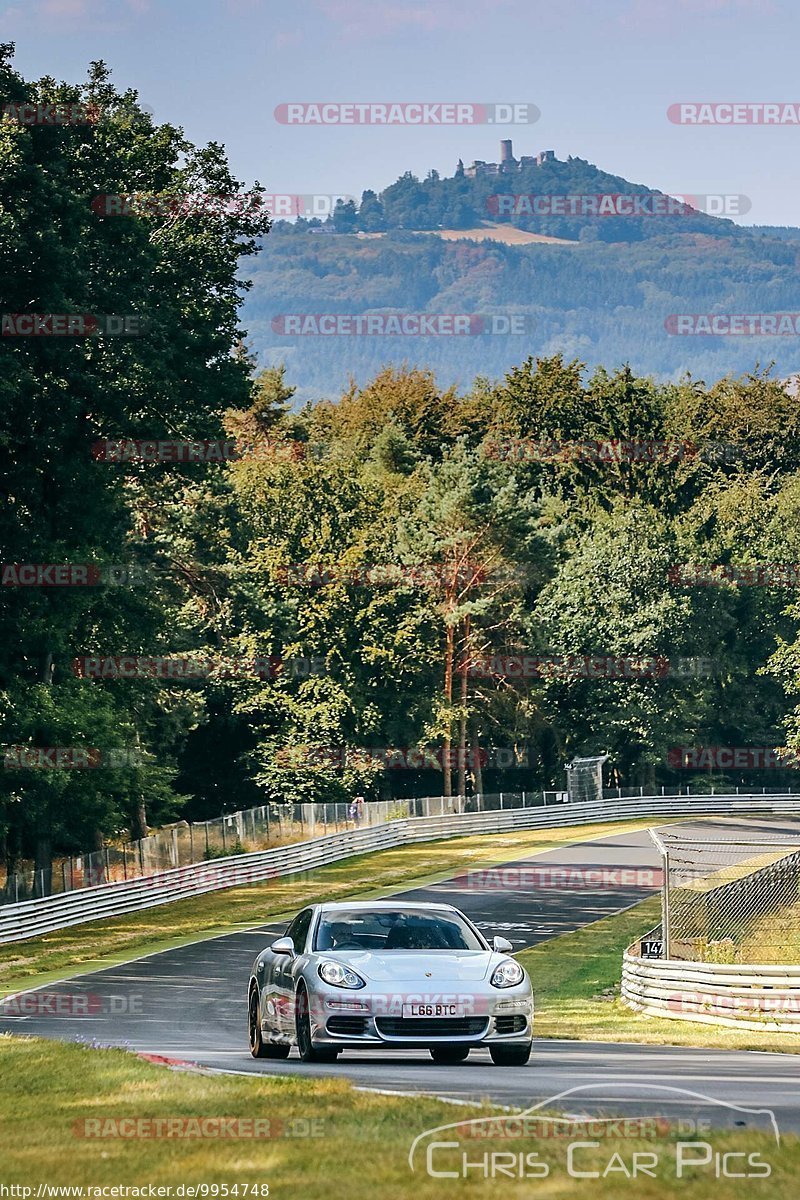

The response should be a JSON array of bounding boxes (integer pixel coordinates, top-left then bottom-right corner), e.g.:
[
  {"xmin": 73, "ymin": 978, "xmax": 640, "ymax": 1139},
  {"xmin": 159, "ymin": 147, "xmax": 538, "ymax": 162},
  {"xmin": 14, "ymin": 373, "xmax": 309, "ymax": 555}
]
[
  {"xmin": 248, "ymin": 989, "xmax": 269, "ymax": 1058},
  {"xmin": 249, "ymin": 990, "xmax": 291, "ymax": 1059},
  {"xmin": 489, "ymin": 1042, "xmax": 532, "ymax": 1066},
  {"xmin": 430, "ymin": 1046, "xmax": 470, "ymax": 1064},
  {"xmin": 264, "ymin": 1043, "xmax": 291, "ymax": 1059},
  {"xmin": 295, "ymin": 986, "xmax": 340, "ymax": 1063}
]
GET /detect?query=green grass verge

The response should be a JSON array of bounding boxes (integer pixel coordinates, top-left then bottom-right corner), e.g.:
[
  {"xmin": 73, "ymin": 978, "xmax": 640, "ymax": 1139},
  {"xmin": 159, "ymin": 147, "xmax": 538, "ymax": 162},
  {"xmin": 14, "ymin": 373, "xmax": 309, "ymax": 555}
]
[
  {"xmin": 519, "ymin": 895, "xmax": 800, "ymax": 1053},
  {"xmin": 738, "ymin": 900, "xmax": 800, "ymax": 965},
  {"xmin": 0, "ymin": 1035, "xmax": 797, "ymax": 1197},
  {"xmin": 0, "ymin": 819, "xmax": 661, "ymax": 994}
]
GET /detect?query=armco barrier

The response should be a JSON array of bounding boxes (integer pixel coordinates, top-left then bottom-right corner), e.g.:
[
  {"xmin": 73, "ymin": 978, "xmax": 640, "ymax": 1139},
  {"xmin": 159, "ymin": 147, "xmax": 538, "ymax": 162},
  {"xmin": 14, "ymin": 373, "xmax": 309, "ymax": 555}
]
[
  {"xmin": 3, "ymin": 793, "xmax": 800, "ymax": 946},
  {"xmin": 622, "ymin": 952, "xmax": 800, "ymax": 1032}
]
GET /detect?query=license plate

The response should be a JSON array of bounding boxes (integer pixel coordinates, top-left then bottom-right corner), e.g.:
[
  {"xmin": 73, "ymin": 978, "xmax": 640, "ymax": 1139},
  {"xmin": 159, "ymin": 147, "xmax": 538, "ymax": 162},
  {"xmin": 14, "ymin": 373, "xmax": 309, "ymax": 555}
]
[{"xmin": 401, "ymin": 1003, "xmax": 466, "ymax": 1018}]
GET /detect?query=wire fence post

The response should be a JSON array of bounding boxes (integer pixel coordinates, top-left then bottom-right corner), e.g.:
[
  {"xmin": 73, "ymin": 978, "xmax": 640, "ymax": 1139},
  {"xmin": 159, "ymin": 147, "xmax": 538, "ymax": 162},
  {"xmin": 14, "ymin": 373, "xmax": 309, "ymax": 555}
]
[
  {"xmin": 649, "ymin": 827, "xmax": 670, "ymax": 960},
  {"xmin": 662, "ymin": 847, "xmax": 671, "ymax": 960}
]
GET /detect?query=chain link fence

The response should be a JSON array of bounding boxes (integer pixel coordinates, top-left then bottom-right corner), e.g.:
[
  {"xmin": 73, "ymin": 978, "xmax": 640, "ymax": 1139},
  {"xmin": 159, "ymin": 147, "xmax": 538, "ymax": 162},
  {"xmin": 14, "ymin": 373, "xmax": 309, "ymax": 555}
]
[
  {"xmin": 0, "ymin": 789, "xmax": 557, "ymax": 904},
  {"xmin": 649, "ymin": 827, "xmax": 800, "ymax": 963}
]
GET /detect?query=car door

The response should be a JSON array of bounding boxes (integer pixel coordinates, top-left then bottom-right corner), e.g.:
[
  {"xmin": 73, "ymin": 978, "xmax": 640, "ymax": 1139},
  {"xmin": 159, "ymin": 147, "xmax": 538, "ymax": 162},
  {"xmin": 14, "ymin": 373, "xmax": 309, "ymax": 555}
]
[{"xmin": 273, "ymin": 907, "xmax": 314, "ymax": 1035}]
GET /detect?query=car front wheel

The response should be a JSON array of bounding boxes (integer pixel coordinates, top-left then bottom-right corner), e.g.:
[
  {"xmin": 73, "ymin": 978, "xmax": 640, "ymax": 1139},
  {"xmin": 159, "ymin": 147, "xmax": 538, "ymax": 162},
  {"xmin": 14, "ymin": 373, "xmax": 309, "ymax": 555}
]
[
  {"xmin": 430, "ymin": 1046, "xmax": 470, "ymax": 1064},
  {"xmin": 295, "ymin": 986, "xmax": 340, "ymax": 1063},
  {"xmin": 489, "ymin": 1042, "xmax": 532, "ymax": 1066}
]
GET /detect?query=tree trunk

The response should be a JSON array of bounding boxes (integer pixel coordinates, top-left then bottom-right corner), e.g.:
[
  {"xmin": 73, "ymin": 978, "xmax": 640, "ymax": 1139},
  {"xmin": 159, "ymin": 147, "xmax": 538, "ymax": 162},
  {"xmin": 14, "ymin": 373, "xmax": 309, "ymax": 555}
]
[
  {"xmin": 457, "ymin": 615, "xmax": 471, "ymax": 800},
  {"xmin": 32, "ymin": 651, "xmax": 56, "ymax": 897},
  {"xmin": 132, "ymin": 728, "xmax": 148, "ymax": 839},
  {"xmin": 33, "ymin": 835, "xmax": 52, "ymax": 898},
  {"xmin": 93, "ymin": 826, "xmax": 106, "ymax": 885},
  {"xmin": 2, "ymin": 824, "xmax": 21, "ymax": 901},
  {"xmin": 133, "ymin": 799, "xmax": 148, "ymax": 842},
  {"xmin": 442, "ymin": 622, "xmax": 454, "ymax": 798},
  {"xmin": 471, "ymin": 728, "xmax": 484, "ymax": 797}
]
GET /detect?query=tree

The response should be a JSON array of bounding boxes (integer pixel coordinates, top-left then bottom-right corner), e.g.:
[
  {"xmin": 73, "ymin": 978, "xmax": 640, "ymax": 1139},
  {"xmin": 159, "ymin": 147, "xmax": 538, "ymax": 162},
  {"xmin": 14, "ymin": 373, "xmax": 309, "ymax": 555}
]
[
  {"xmin": 332, "ymin": 199, "xmax": 358, "ymax": 233},
  {"xmin": 0, "ymin": 47, "xmax": 269, "ymax": 884}
]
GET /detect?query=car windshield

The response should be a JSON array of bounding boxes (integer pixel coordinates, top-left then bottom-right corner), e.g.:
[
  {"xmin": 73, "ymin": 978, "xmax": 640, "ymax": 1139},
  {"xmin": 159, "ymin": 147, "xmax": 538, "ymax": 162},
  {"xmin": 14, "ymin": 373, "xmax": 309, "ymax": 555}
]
[{"xmin": 314, "ymin": 907, "xmax": 485, "ymax": 952}]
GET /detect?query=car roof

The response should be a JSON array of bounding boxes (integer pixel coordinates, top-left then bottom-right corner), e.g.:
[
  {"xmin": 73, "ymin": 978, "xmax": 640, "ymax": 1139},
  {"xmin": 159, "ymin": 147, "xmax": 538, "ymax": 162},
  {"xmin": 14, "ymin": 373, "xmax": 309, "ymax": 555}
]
[{"xmin": 315, "ymin": 900, "xmax": 459, "ymax": 914}]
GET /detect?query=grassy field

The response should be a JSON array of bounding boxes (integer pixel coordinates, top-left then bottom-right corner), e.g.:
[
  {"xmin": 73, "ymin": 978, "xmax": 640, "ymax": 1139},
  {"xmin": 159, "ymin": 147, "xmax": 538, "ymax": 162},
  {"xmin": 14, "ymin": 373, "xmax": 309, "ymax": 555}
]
[
  {"xmin": 520, "ymin": 895, "xmax": 800, "ymax": 1053},
  {"xmin": 0, "ymin": 818, "xmax": 660, "ymax": 994},
  {"xmin": 435, "ymin": 224, "xmax": 579, "ymax": 245},
  {"xmin": 6, "ymin": 814, "xmax": 800, "ymax": 1055},
  {"xmin": 2, "ymin": 819, "xmax": 800, "ymax": 1195},
  {"xmin": 738, "ymin": 900, "xmax": 800, "ymax": 964},
  {"xmin": 0, "ymin": 1034, "xmax": 797, "ymax": 1197}
]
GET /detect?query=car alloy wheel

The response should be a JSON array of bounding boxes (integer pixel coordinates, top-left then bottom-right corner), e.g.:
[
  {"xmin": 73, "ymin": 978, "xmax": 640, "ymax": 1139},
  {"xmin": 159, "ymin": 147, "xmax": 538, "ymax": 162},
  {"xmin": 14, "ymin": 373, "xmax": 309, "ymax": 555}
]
[
  {"xmin": 249, "ymin": 990, "xmax": 268, "ymax": 1058},
  {"xmin": 249, "ymin": 989, "xmax": 291, "ymax": 1059}
]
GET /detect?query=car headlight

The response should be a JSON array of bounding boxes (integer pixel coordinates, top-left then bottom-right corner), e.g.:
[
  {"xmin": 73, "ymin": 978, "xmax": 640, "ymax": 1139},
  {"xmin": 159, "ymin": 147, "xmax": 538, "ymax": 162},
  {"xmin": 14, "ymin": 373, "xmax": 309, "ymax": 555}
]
[
  {"xmin": 318, "ymin": 960, "xmax": 366, "ymax": 989},
  {"xmin": 490, "ymin": 958, "xmax": 525, "ymax": 989}
]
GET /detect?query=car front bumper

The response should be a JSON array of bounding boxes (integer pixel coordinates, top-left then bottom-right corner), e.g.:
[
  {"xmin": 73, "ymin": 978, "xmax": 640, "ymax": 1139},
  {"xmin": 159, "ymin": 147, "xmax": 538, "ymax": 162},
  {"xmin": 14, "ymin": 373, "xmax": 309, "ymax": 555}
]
[{"xmin": 309, "ymin": 985, "xmax": 534, "ymax": 1047}]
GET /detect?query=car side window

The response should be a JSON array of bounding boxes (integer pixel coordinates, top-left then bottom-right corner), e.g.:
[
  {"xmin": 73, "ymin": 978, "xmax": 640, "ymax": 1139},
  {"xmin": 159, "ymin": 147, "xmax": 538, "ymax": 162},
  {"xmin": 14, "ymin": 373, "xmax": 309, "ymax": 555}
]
[{"xmin": 287, "ymin": 908, "xmax": 313, "ymax": 953}]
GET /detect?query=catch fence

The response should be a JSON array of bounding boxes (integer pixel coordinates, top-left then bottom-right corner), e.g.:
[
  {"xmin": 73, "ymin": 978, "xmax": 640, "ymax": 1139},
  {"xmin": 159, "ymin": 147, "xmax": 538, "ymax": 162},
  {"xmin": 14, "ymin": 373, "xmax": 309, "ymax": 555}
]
[
  {"xmin": 645, "ymin": 826, "xmax": 800, "ymax": 962},
  {"xmin": 1, "ymin": 790, "xmax": 558, "ymax": 904}
]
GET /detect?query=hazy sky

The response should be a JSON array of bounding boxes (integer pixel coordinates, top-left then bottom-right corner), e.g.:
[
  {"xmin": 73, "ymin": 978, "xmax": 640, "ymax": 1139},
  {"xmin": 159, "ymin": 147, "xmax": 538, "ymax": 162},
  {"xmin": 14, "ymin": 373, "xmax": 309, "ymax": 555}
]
[{"xmin": 3, "ymin": 0, "xmax": 798, "ymax": 226}]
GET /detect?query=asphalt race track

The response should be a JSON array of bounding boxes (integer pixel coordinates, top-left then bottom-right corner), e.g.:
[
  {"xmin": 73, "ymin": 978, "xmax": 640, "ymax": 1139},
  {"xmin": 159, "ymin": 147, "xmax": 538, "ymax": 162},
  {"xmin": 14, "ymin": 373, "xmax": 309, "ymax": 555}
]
[{"xmin": 3, "ymin": 817, "xmax": 800, "ymax": 1133}]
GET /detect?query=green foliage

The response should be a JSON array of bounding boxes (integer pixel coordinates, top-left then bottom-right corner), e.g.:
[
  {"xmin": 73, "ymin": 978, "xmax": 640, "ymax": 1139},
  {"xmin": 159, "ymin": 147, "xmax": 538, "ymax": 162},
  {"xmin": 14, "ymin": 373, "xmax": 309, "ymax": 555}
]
[
  {"xmin": 255, "ymin": 156, "xmax": 800, "ymax": 397},
  {"xmin": 0, "ymin": 49, "xmax": 269, "ymax": 878},
  {"xmin": 7, "ymin": 50, "xmax": 800, "ymax": 882}
]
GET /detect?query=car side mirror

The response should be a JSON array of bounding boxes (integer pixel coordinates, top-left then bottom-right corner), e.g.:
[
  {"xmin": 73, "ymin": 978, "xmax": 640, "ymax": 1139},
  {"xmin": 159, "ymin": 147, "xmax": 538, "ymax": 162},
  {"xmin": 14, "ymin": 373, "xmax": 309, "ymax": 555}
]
[
  {"xmin": 492, "ymin": 936, "xmax": 513, "ymax": 953},
  {"xmin": 271, "ymin": 936, "xmax": 295, "ymax": 957}
]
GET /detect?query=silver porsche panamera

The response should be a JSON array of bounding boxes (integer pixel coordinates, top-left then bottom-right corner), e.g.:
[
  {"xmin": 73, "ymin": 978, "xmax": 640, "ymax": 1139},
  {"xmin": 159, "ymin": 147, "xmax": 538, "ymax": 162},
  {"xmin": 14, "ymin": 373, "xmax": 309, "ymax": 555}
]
[{"xmin": 247, "ymin": 900, "xmax": 533, "ymax": 1065}]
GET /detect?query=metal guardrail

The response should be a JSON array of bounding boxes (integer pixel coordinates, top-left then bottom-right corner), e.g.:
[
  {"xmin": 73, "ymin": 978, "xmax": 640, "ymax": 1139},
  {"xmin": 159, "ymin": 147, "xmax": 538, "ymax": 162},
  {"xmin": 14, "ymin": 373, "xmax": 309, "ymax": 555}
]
[
  {"xmin": 621, "ymin": 950, "xmax": 800, "ymax": 1032},
  {"xmin": 1, "ymin": 792, "xmax": 551, "ymax": 904},
  {"xmin": 3, "ymin": 792, "xmax": 800, "ymax": 946}
]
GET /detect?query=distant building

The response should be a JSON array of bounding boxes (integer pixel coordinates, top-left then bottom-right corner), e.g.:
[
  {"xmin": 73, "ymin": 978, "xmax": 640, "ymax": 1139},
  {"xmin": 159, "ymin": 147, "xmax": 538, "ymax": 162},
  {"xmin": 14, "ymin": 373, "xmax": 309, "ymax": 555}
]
[
  {"xmin": 499, "ymin": 139, "xmax": 517, "ymax": 171},
  {"xmin": 462, "ymin": 141, "xmax": 557, "ymax": 177}
]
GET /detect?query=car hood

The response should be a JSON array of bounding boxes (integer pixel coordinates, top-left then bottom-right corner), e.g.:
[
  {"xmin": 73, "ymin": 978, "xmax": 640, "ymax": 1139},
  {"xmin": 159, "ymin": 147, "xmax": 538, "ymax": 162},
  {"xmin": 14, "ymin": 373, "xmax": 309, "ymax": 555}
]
[{"xmin": 322, "ymin": 950, "xmax": 494, "ymax": 982}]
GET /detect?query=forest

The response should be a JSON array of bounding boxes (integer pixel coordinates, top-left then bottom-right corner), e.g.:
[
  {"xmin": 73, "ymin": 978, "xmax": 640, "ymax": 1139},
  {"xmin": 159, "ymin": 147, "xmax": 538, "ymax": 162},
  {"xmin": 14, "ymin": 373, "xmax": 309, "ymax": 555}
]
[{"xmin": 4, "ymin": 49, "xmax": 800, "ymax": 887}]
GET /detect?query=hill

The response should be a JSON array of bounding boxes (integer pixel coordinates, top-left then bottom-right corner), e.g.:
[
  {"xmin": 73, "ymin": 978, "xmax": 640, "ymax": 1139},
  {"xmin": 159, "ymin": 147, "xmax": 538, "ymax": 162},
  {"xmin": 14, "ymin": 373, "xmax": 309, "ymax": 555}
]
[{"xmin": 242, "ymin": 148, "xmax": 800, "ymax": 399}]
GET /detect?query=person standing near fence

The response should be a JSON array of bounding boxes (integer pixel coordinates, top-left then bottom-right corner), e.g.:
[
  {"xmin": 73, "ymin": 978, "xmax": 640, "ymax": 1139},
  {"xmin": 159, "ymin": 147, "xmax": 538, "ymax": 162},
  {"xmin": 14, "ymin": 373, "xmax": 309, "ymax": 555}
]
[{"xmin": 349, "ymin": 795, "xmax": 365, "ymax": 823}]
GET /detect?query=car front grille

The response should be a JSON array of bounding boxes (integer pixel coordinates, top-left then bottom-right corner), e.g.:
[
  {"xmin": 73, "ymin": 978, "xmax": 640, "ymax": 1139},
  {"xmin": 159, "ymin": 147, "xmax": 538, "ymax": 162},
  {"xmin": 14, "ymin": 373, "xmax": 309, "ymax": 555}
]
[
  {"xmin": 494, "ymin": 1014, "xmax": 528, "ymax": 1035},
  {"xmin": 375, "ymin": 1017, "xmax": 489, "ymax": 1039},
  {"xmin": 326, "ymin": 1015, "xmax": 369, "ymax": 1037}
]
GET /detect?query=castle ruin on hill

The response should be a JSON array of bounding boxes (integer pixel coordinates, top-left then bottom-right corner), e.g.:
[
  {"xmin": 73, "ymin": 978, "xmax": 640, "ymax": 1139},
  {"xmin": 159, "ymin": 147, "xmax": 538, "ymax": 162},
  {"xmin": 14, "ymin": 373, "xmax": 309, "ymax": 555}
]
[{"xmin": 459, "ymin": 140, "xmax": 556, "ymax": 179}]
